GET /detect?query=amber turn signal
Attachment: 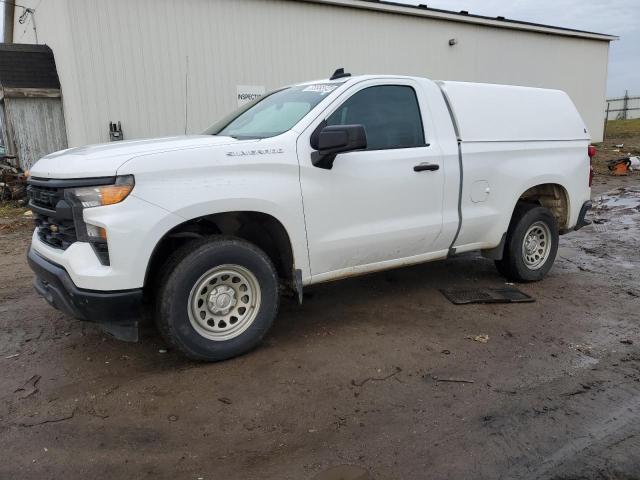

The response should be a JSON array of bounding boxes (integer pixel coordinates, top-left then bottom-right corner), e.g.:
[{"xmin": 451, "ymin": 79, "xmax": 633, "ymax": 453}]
[{"xmin": 100, "ymin": 184, "xmax": 134, "ymax": 206}]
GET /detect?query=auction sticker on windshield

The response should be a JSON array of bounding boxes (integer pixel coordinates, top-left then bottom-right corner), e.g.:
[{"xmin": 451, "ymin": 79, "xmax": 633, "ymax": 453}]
[{"xmin": 303, "ymin": 84, "xmax": 340, "ymax": 95}]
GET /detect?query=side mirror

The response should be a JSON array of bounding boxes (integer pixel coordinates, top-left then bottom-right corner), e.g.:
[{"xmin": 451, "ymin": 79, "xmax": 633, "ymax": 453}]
[{"xmin": 311, "ymin": 124, "xmax": 367, "ymax": 169}]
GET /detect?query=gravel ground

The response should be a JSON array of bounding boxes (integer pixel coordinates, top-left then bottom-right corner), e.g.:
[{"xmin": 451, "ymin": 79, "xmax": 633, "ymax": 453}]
[{"xmin": 0, "ymin": 174, "xmax": 639, "ymax": 480}]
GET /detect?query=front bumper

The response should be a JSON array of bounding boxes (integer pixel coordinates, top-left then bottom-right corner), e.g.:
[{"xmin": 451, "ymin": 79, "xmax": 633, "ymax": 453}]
[
  {"xmin": 27, "ymin": 247, "xmax": 143, "ymax": 341},
  {"xmin": 574, "ymin": 200, "xmax": 592, "ymax": 231}
]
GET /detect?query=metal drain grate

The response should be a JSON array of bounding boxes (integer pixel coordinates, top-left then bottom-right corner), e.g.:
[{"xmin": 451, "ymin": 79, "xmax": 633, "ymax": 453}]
[{"xmin": 440, "ymin": 287, "xmax": 535, "ymax": 305}]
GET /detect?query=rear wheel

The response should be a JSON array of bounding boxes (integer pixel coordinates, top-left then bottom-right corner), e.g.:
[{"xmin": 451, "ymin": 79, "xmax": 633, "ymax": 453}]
[
  {"xmin": 495, "ymin": 203, "xmax": 559, "ymax": 282},
  {"xmin": 156, "ymin": 237, "xmax": 279, "ymax": 361}
]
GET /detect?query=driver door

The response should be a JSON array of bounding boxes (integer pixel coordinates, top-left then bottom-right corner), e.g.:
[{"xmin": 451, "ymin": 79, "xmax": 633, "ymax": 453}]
[{"xmin": 297, "ymin": 79, "xmax": 445, "ymax": 279}]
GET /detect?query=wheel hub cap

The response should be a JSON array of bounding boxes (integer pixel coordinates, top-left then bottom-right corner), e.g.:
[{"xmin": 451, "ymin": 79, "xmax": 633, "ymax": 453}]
[
  {"xmin": 525, "ymin": 235, "xmax": 539, "ymax": 254},
  {"xmin": 187, "ymin": 264, "xmax": 261, "ymax": 341},
  {"xmin": 522, "ymin": 221, "xmax": 552, "ymax": 270},
  {"xmin": 207, "ymin": 285, "xmax": 237, "ymax": 315}
]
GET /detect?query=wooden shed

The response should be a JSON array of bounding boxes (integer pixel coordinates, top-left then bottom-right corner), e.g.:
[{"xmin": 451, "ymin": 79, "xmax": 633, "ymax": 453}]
[{"xmin": 0, "ymin": 43, "xmax": 67, "ymax": 171}]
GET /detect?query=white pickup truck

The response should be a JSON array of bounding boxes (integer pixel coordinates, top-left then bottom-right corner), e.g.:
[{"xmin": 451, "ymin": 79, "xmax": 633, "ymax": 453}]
[{"xmin": 27, "ymin": 70, "xmax": 594, "ymax": 361}]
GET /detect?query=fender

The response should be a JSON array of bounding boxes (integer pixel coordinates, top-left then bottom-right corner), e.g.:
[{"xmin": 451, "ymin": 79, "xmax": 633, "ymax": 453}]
[
  {"xmin": 510, "ymin": 176, "xmax": 571, "ymax": 226},
  {"xmin": 142, "ymin": 204, "xmax": 308, "ymax": 288},
  {"xmin": 117, "ymin": 132, "xmax": 311, "ymax": 283}
]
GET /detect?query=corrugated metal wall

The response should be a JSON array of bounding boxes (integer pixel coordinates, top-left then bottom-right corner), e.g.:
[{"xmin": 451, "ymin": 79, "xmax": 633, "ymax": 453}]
[
  {"xmin": 15, "ymin": 0, "xmax": 610, "ymax": 144},
  {"xmin": 3, "ymin": 97, "xmax": 68, "ymax": 170}
]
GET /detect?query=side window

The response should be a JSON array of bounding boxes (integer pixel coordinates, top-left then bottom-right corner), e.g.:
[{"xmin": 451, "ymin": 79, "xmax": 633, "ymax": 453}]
[{"xmin": 326, "ymin": 85, "xmax": 426, "ymax": 150}]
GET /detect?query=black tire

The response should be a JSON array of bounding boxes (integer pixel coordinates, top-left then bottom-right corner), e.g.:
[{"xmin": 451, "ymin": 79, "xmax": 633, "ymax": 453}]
[
  {"xmin": 495, "ymin": 203, "xmax": 559, "ymax": 282},
  {"xmin": 156, "ymin": 236, "xmax": 279, "ymax": 361}
]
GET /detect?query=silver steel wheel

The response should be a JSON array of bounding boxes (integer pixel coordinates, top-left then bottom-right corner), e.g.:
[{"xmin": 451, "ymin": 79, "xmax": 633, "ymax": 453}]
[
  {"xmin": 522, "ymin": 221, "xmax": 552, "ymax": 270},
  {"xmin": 187, "ymin": 264, "xmax": 261, "ymax": 341}
]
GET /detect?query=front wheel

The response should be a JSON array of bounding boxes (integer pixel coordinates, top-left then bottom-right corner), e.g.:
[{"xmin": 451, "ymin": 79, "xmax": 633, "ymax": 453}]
[
  {"xmin": 156, "ymin": 237, "xmax": 279, "ymax": 361},
  {"xmin": 495, "ymin": 204, "xmax": 559, "ymax": 282}
]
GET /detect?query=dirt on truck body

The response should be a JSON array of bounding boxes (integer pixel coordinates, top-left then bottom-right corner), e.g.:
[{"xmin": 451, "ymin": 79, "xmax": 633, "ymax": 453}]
[{"xmin": 1, "ymin": 174, "xmax": 640, "ymax": 478}]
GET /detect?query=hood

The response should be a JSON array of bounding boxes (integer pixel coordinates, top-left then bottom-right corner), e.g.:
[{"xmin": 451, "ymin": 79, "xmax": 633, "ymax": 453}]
[{"xmin": 29, "ymin": 135, "xmax": 242, "ymax": 179}]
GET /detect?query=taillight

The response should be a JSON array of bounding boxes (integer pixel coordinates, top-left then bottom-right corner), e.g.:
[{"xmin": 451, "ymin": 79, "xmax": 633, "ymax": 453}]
[{"xmin": 588, "ymin": 145, "xmax": 596, "ymax": 187}]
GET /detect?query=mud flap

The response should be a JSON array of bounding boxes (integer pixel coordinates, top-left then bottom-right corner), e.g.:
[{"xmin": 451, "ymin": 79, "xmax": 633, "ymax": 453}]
[
  {"xmin": 481, "ymin": 232, "xmax": 507, "ymax": 260},
  {"xmin": 294, "ymin": 269, "xmax": 303, "ymax": 304},
  {"xmin": 574, "ymin": 201, "xmax": 592, "ymax": 231}
]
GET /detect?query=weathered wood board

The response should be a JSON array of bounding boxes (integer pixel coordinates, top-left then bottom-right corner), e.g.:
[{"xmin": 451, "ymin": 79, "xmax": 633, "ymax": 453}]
[{"xmin": 3, "ymin": 97, "xmax": 68, "ymax": 170}]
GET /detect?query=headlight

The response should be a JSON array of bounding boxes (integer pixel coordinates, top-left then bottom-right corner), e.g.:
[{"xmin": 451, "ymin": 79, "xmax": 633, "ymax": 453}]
[
  {"xmin": 66, "ymin": 175, "xmax": 134, "ymax": 208},
  {"xmin": 63, "ymin": 175, "xmax": 135, "ymax": 265}
]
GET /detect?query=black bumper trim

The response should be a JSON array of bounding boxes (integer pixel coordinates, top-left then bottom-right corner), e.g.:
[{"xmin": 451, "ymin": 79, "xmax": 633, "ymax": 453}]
[
  {"xmin": 574, "ymin": 200, "xmax": 592, "ymax": 231},
  {"xmin": 27, "ymin": 247, "xmax": 143, "ymax": 341}
]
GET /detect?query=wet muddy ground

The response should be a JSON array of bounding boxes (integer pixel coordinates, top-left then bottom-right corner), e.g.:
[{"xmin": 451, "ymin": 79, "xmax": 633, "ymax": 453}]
[{"xmin": 1, "ymin": 175, "xmax": 639, "ymax": 480}]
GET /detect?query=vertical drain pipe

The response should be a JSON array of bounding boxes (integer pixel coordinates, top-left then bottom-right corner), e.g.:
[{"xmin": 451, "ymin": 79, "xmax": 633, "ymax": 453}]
[{"xmin": 3, "ymin": 0, "xmax": 15, "ymax": 43}]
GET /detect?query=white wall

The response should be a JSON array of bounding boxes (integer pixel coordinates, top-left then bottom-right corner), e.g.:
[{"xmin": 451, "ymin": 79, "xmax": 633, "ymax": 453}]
[{"xmin": 15, "ymin": 0, "xmax": 611, "ymax": 145}]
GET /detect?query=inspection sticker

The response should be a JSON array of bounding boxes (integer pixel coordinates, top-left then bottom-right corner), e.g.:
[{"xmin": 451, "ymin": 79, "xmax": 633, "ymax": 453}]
[
  {"xmin": 236, "ymin": 85, "xmax": 266, "ymax": 107},
  {"xmin": 303, "ymin": 84, "xmax": 340, "ymax": 95}
]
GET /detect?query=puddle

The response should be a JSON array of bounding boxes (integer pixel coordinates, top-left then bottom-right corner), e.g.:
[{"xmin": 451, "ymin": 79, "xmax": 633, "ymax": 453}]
[
  {"xmin": 620, "ymin": 215, "xmax": 637, "ymax": 225},
  {"xmin": 595, "ymin": 187, "xmax": 640, "ymax": 210},
  {"xmin": 572, "ymin": 354, "xmax": 600, "ymax": 369},
  {"xmin": 599, "ymin": 196, "xmax": 640, "ymax": 209}
]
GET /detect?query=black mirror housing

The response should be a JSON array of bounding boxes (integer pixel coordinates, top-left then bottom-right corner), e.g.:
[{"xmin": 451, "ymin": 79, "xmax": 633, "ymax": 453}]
[{"xmin": 311, "ymin": 124, "xmax": 367, "ymax": 169}]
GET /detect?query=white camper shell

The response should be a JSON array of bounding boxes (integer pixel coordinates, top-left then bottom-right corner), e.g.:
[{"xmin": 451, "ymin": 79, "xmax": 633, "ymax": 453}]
[{"xmin": 438, "ymin": 81, "xmax": 590, "ymax": 142}]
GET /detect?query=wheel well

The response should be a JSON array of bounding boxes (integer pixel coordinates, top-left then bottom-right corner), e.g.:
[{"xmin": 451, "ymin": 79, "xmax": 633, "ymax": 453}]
[
  {"xmin": 517, "ymin": 184, "xmax": 569, "ymax": 231},
  {"xmin": 145, "ymin": 212, "xmax": 295, "ymax": 293}
]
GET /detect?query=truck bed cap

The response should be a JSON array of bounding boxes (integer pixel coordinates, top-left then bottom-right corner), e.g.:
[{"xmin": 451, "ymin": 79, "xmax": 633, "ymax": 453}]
[{"xmin": 438, "ymin": 81, "xmax": 590, "ymax": 142}]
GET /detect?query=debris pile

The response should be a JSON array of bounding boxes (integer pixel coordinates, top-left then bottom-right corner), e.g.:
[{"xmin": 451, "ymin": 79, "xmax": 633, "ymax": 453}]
[
  {"xmin": 607, "ymin": 156, "xmax": 640, "ymax": 176},
  {"xmin": 0, "ymin": 156, "xmax": 27, "ymax": 202}
]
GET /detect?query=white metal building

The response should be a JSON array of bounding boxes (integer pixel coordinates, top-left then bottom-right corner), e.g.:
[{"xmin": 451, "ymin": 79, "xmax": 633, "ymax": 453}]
[{"xmin": 10, "ymin": 0, "xmax": 616, "ymax": 146}]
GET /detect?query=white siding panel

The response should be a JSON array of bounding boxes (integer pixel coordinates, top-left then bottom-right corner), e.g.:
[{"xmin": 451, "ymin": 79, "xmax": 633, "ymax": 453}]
[{"xmin": 16, "ymin": 0, "xmax": 611, "ymax": 145}]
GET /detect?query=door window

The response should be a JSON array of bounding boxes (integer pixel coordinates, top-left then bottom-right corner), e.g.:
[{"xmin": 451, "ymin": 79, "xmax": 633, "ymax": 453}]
[{"xmin": 326, "ymin": 85, "xmax": 425, "ymax": 150}]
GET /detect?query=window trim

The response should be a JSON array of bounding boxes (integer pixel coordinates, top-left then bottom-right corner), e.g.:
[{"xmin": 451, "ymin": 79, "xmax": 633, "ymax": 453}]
[{"xmin": 315, "ymin": 83, "xmax": 430, "ymax": 153}]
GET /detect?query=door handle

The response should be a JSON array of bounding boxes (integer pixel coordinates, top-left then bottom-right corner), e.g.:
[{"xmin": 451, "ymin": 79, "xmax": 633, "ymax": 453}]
[{"xmin": 413, "ymin": 162, "xmax": 440, "ymax": 172}]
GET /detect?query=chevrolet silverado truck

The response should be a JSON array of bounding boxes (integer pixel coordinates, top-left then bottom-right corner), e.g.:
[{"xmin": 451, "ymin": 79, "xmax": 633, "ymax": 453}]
[{"xmin": 27, "ymin": 70, "xmax": 594, "ymax": 361}]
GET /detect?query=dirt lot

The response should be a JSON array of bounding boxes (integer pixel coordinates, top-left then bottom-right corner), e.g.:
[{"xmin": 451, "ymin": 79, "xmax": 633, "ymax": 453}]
[{"xmin": 1, "ymin": 141, "xmax": 640, "ymax": 479}]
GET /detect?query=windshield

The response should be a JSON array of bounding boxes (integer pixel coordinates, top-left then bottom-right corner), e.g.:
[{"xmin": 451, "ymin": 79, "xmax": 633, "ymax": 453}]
[{"xmin": 204, "ymin": 83, "xmax": 343, "ymax": 139}]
